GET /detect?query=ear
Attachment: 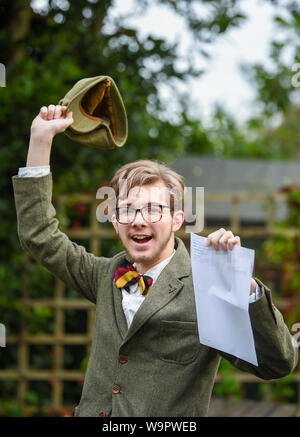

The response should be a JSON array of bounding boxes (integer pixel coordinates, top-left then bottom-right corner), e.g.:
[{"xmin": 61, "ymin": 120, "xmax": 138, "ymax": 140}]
[
  {"xmin": 111, "ymin": 214, "xmax": 119, "ymax": 235},
  {"xmin": 172, "ymin": 210, "xmax": 184, "ymax": 233}
]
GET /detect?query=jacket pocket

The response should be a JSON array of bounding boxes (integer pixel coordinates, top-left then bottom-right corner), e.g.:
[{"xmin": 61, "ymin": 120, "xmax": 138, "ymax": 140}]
[{"xmin": 159, "ymin": 320, "xmax": 199, "ymax": 364}]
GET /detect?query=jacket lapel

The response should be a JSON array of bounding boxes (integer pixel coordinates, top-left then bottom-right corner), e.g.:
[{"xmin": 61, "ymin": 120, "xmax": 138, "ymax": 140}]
[
  {"xmin": 121, "ymin": 237, "xmax": 191, "ymax": 346},
  {"xmin": 112, "ymin": 276, "xmax": 129, "ymax": 339}
]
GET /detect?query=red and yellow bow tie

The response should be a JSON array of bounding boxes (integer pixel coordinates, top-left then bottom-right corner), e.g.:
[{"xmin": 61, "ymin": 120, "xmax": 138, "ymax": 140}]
[{"xmin": 114, "ymin": 261, "xmax": 153, "ymax": 296}]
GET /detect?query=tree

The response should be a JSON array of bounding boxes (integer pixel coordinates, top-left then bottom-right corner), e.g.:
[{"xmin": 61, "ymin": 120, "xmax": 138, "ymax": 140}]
[
  {"xmin": 240, "ymin": 0, "xmax": 300, "ymax": 160},
  {"xmin": 0, "ymin": 0, "xmax": 247, "ymax": 185}
]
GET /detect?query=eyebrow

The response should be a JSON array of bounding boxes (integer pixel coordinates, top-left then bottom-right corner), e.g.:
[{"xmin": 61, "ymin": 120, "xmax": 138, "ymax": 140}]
[{"xmin": 117, "ymin": 202, "xmax": 160, "ymax": 208}]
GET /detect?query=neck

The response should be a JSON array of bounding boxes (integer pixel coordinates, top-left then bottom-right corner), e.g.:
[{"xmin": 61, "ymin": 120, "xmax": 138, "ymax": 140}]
[
  {"xmin": 135, "ymin": 249, "xmax": 175, "ymax": 274},
  {"xmin": 135, "ymin": 259, "xmax": 166, "ymax": 275}
]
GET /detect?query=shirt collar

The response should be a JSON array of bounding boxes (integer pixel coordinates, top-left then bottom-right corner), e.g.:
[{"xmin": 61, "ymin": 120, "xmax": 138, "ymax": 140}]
[{"xmin": 133, "ymin": 250, "xmax": 176, "ymax": 284}]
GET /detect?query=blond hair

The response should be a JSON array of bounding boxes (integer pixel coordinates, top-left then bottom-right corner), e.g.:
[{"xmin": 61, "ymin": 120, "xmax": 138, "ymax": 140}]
[{"xmin": 110, "ymin": 160, "xmax": 185, "ymax": 210}]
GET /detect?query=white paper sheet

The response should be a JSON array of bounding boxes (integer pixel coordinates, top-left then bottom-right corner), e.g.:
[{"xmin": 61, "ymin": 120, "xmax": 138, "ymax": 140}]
[{"xmin": 190, "ymin": 232, "xmax": 258, "ymax": 366}]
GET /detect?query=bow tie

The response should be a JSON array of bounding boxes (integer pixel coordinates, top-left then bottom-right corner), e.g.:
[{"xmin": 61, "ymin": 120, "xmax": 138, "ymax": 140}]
[{"xmin": 114, "ymin": 261, "xmax": 153, "ymax": 296}]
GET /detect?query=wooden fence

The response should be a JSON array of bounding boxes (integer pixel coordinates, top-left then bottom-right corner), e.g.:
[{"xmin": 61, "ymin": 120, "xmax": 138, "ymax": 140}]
[{"xmin": 2, "ymin": 190, "xmax": 300, "ymax": 414}]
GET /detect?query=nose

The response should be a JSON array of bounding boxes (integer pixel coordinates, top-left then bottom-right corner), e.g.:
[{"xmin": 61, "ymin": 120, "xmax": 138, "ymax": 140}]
[{"xmin": 132, "ymin": 210, "xmax": 146, "ymax": 225}]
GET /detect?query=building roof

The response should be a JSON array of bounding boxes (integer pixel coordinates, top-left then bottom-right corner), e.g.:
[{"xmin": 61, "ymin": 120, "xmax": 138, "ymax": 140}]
[{"xmin": 171, "ymin": 155, "xmax": 300, "ymax": 222}]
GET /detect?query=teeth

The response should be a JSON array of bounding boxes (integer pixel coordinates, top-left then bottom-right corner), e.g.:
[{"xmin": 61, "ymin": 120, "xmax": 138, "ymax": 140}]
[{"xmin": 133, "ymin": 235, "xmax": 149, "ymax": 240}]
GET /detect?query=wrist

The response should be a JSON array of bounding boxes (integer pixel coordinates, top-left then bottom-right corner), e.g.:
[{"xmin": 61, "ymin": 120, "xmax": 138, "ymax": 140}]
[
  {"xmin": 30, "ymin": 127, "xmax": 53, "ymax": 146},
  {"xmin": 27, "ymin": 131, "xmax": 53, "ymax": 167},
  {"xmin": 250, "ymin": 278, "xmax": 257, "ymax": 295}
]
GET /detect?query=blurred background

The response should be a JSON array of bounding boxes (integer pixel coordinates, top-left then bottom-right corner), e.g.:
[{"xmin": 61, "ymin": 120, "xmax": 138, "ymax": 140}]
[{"xmin": 1, "ymin": 0, "xmax": 300, "ymax": 417}]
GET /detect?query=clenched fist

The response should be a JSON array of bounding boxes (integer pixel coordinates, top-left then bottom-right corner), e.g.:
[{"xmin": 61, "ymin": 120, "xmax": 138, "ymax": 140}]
[
  {"xmin": 26, "ymin": 105, "xmax": 74, "ymax": 167},
  {"xmin": 31, "ymin": 105, "xmax": 74, "ymax": 138},
  {"xmin": 205, "ymin": 227, "xmax": 257, "ymax": 294}
]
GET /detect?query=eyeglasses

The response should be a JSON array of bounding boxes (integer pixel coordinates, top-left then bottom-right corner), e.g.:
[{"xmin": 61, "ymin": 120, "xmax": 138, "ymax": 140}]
[{"xmin": 115, "ymin": 203, "xmax": 171, "ymax": 224}]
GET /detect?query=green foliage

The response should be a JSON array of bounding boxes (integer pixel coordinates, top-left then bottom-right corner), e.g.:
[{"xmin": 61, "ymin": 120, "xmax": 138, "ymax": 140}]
[
  {"xmin": 213, "ymin": 359, "xmax": 243, "ymax": 399},
  {"xmin": 259, "ymin": 373, "xmax": 296, "ymax": 403},
  {"xmin": 80, "ymin": 356, "xmax": 89, "ymax": 372},
  {"xmin": 240, "ymin": 1, "xmax": 300, "ymax": 160},
  {"xmin": 261, "ymin": 185, "xmax": 300, "ymax": 334},
  {"xmin": 0, "ymin": 401, "xmax": 23, "ymax": 417},
  {"xmin": 25, "ymin": 305, "xmax": 54, "ymax": 334},
  {"xmin": 262, "ymin": 185, "xmax": 300, "ymax": 287}
]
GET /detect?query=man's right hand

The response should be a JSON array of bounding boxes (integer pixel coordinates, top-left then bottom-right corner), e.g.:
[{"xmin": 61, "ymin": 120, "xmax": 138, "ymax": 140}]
[
  {"xmin": 31, "ymin": 105, "xmax": 74, "ymax": 137},
  {"xmin": 26, "ymin": 105, "xmax": 74, "ymax": 167}
]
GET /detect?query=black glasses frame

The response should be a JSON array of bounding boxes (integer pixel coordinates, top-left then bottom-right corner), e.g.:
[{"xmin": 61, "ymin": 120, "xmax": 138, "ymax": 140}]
[{"xmin": 115, "ymin": 204, "xmax": 171, "ymax": 224}]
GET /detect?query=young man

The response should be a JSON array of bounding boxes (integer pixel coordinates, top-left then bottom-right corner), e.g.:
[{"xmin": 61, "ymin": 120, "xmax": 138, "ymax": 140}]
[{"xmin": 13, "ymin": 105, "xmax": 298, "ymax": 417}]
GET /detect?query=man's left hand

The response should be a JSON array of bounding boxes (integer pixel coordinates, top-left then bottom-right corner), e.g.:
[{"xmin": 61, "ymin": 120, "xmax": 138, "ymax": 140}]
[
  {"xmin": 206, "ymin": 228, "xmax": 257, "ymax": 295},
  {"xmin": 206, "ymin": 228, "xmax": 240, "ymax": 251}
]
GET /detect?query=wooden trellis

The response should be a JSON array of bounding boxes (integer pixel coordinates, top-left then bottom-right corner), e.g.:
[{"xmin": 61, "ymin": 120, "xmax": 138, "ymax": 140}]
[{"xmin": 2, "ymin": 191, "xmax": 300, "ymax": 414}]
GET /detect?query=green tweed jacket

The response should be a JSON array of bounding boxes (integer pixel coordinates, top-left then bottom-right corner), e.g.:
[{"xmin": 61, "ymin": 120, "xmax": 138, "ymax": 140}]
[{"xmin": 13, "ymin": 173, "xmax": 298, "ymax": 417}]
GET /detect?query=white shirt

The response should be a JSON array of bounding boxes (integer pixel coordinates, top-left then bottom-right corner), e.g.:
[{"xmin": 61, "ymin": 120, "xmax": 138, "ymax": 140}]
[
  {"xmin": 18, "ymin": 165, "xmax": 50, "ymax": 178},
  {"xmin": 18, "ymin": 165, "xmax": 262, "ymax": 324},
  {"xmin": 121, "ymin": 252, "xmax": 175, "ymax": 328}
]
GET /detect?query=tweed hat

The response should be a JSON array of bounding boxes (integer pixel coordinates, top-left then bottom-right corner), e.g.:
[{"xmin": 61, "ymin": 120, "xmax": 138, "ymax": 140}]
[{"xmin": 59, "ymin": 75, "xmax": 128, "ymax": 149}]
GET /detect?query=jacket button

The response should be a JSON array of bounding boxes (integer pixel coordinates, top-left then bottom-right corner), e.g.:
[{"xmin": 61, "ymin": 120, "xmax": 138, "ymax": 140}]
[
  {"xmin": 118, "ymin": 354, "xmax": 128, "ymax": 364},
  {"xmin": 112, "ymin": 384, "xmax": 120, "ymax": 394},
  {"xmin": 99, "ymin": 411, "xmax": 106, "ymax": 417}
]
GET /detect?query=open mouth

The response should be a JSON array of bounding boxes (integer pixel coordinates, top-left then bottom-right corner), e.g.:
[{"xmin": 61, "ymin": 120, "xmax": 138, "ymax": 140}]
[{"xmin": 131, "ymin": 235, "xmax": 153, "ymax": 244}]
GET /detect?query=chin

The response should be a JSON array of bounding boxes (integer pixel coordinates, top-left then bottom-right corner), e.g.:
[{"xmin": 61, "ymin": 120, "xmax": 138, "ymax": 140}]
[
  {"xmin": 128, "ymin": 249, "xmax": 153, "ymax": 264},
  {"xmin": 126, "ymin": 245, "xmax": 156, "ymax": 265}
]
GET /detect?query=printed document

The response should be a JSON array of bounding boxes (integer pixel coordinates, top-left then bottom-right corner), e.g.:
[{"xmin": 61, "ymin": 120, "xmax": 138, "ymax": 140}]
[{"xmin": 190, "ymin": 232, "xmax": 258, "ymax": 366}]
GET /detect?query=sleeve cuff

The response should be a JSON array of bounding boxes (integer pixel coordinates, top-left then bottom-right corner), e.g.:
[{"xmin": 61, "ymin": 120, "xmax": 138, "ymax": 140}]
[
  {"xmin": 249, "ymin": 282, "xmax": 263, "ymax": 303},
  {"xmin": 18, "ymin": 166, "xmax": 50, "ymax": 178}
]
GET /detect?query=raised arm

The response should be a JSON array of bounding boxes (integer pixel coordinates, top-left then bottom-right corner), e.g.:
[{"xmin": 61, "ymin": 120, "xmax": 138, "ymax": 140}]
[
  {"xmin": 13, "ymin": 105, "xmax": 108, "ymax": 303},
  {"xmin": 26, "ymin": 105, "xmax": 73, "ymax": 166}
]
